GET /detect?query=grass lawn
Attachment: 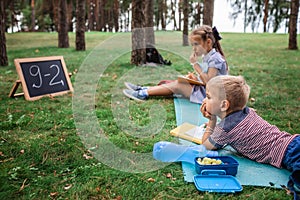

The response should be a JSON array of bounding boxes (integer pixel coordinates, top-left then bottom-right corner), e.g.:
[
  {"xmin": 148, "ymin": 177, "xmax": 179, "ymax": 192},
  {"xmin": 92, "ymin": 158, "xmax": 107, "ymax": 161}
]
[{"xmin": 0, "ymin": 31, "xmax": 299, "ymax": 199}]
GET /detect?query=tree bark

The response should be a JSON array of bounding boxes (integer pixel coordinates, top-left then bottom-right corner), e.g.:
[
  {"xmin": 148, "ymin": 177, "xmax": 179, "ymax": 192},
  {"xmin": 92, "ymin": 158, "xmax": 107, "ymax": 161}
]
[
  {"xmin": 182, "ymin": 0, "xmax": 189, "ymax": 46},
  {"xmin": 67, "ymin": 0, "xmax": 74, "ymax": 32},
  {"xmin": 0, "ymin": 0, "xmax": 8, "ymax": 66},
  {"xmin": 171, "ymin": 0, "xmax": 177, "ymax": 31},
  {"xmin": 145, "ymin": 0, "xmax": 155, "ymax": 45},
  {"xmin": 113, "ymin": 0, "xmax": 119, "ymax": 32},
  {"xmin": 76, "ymin": 0, "xmax": 86, "ymax": 51},
  {"xmin": 263, "ymin": 0, "xmax": 269, "ymax": 32},
  {"xmin": 203, "ymin": 0, "xmax": 214, "ymax": 26},
  {"xmin": 53, "ymin": 0, "xmax": 59, "ymax": 31},
  {"xmin": 87, "ymin": 0, "xmax": 98, "ymax": 31},
  {"xmin": 244, "ymin": 0, "xmax": 248, "ymax": 33},
  {"xmin": 131, "ymin": 0, "xmax": 146, "ymax": 65},
  {"xmin": 288, "ymin": 0, "xmax": 299, "ymax": 50},
  {"xmin": 58, "ymin": 0, "xmax": 69, "ymax": 48},
  {"xmin": 99, "ymin": 0, "xmax": 105, "ymax": 31},
  {"xmin": 31, "ymin": 0, "xmax": 35, "ymax": 31},
  {"xmin": 178, "ymin": 0, "xmax": 182, "ymax": 31}
]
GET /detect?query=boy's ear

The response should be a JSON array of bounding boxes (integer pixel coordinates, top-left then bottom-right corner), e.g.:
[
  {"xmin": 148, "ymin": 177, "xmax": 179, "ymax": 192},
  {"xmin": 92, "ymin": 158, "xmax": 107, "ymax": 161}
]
[{"xmin": 220, "ymin": 100, "xmax": 230, "ymax": 112}]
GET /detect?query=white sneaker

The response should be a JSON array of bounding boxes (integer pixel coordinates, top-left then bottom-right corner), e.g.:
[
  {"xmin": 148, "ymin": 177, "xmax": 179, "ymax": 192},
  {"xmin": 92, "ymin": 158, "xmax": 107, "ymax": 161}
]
[
  {"xmin": 124, "ymin": 82, "xmax": 147, "ymax": 91},
  {"xmin": 123, "ymin": 89, "xmax": 147, "ymax": 102}
]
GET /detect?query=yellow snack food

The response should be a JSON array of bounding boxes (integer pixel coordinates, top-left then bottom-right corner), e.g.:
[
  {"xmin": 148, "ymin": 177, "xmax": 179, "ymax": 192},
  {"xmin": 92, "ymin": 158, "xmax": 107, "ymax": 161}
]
[{"xmin": 196, "ymin": 157, "xmax": 223, "ymax": 165}]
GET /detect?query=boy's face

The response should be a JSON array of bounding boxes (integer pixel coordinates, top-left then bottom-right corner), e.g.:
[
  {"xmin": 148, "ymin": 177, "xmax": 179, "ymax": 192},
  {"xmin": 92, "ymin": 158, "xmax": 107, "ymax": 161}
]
[{"xmin": 204, "ymin": 84, "xmax": 222, "ymax": 116}]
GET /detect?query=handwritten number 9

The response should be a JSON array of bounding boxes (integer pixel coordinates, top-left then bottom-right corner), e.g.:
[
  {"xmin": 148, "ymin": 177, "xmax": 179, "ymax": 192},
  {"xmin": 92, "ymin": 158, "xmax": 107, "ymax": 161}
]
[{"xmin": 29, "ymin": 65, "xmax": 42, "ymax": 88}]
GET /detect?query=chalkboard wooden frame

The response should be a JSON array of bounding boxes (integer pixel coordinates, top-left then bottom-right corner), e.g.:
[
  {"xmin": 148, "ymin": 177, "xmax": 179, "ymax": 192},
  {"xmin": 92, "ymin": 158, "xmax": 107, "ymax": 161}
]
[{"xmin": 13, "ymin": 56, "xmax": 73, "ymax": 101}]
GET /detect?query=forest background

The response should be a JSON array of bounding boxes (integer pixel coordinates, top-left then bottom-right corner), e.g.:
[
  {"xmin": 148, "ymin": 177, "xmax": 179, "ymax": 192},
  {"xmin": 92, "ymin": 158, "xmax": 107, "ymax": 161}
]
[{"xmin": 0, "ymin": 0, "xmax": 299, "ymax": 66}]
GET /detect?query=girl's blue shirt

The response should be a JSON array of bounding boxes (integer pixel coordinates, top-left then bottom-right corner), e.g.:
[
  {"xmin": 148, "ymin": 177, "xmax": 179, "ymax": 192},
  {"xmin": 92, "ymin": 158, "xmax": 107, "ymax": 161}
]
[{"xmin": 203, "ymin": 48, "xmax": 227, "ymax": 75}]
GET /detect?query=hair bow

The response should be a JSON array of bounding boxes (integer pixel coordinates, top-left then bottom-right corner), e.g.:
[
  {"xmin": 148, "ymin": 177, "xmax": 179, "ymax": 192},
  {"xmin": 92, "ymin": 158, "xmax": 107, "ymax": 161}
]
[{"xmin": 212, "ymin": 26, "xmax": 222, "ymax": 41}]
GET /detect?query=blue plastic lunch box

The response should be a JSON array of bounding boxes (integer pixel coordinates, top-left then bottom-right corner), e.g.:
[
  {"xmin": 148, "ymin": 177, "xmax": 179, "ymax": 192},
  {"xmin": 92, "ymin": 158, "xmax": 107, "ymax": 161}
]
[
  {"xmin": 194, "ymin": 156, "xmax": 239, "ymax": 176},
  {"xmin": 193, "ymin": 156, "xmax": 243, "ymax": 193}
]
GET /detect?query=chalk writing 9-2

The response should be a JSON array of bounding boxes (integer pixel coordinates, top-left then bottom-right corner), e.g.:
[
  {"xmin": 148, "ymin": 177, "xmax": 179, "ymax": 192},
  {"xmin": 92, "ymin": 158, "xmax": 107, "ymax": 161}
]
[{"xmin": 29, "ymin": 64, "xmax": 64, "ymax": 89}]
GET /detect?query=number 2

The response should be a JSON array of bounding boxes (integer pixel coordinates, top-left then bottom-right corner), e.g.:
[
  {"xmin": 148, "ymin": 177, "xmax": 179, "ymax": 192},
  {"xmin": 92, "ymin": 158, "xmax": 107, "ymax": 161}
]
[{"xmin": 49, "ymin": 65, "xmax": 64, "ymax": 86}]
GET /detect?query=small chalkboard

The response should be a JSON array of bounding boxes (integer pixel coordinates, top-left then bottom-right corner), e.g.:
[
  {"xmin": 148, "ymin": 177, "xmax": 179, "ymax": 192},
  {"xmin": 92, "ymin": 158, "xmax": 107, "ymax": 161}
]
[{"xmin": 11, "ymin": 56, "xmax": 73, "ymax": 101}]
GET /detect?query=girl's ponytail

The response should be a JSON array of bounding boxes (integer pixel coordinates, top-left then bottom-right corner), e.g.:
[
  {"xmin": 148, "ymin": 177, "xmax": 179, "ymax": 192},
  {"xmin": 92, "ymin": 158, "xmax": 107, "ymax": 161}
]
[{"xmin": 212, "ymin": 27, "xmax": 225, "ymax": 58}]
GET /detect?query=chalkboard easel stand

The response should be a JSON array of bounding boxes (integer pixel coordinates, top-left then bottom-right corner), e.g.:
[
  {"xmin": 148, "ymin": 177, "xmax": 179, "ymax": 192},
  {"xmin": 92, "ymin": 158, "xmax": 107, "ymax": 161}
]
[{"xmin": 9, "ymin": 80, "xmax": 24, "ymax": 98}]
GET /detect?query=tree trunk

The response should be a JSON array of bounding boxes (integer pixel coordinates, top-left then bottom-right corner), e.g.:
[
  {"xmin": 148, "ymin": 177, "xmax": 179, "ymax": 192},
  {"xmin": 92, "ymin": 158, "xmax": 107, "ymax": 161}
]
[
  {"xmin": 196, "ymin": 2, "xmax": 202, "ymax": 26},
  {"xmin": 0, "ymin": 0, "xmax": 8, "ymax": 66},
  {"xmin": 131, "ymin": 0, "xmax": 146, "ymax": 65},
  {"xmin": 171, "ymin": 0, "xmax": 177, "ymax": 31},
  {"xmin": 263, "ymin": 0, "xmax": 269, "ymax": 32},
  {"xmin": 203, "ymin": 0, "xmax": 214, "ymax": 26},
  {"xmin": 113, "ymin": 0, "xmax": 119, "ymax": 32},
  {"xmin": 31, "ymin": 0, "xmax": 35, "ymax": 31},
  {"xmin": 99, "ymin": 0, "xmax": 105, "ymax": 31},
  {"xmin": 244, "ymin": 0, "xmax": 248, "ymax": 33},
  {"xmin": 76, "ymin": 0, "xmax": 86, "ymax": 51},
  {"xmin": 58, "ymin": 0, "xmax": 69, "ymax": 48},
  {"xmin": 10, "ymin": 1, "xmax": 14, "ymax": 33},
  {"xmin": 161, "ymin": 0, "xmax": 167, "ymax": 30},
  {"xmin": 67, "ymin": 0, "xmax": 74, "ymax": 32},
  {"xmin": 178, "ymin": 0, "xmax": 182, "ymax": 31},
  {"xmin": 87, "ymin": 0, "xmax": 96, "ymax": 31},
  {"xmin": 182, "ymin": 0, "xmax": 189, "ymax": 46},
  {"xmin": 288, "ymin": 0, "xmax": 299, "ymax": 50},
  {"xmin": 145, "ymin": 0, "xmax": 155, "ymax": 45},
  {"xmin": 53, "ymin": 0, "xmax": 59, "ymax": 31}
]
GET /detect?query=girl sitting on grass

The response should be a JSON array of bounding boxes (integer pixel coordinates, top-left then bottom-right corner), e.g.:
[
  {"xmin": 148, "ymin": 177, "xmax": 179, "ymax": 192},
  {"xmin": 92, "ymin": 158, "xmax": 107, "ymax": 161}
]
[
  {"xmin": 123, "ymin": 25, "xmax": 228, "ymax": 103},
  {"xmin": 201, "ymin": 75, "xmax": 300, "ymax": 200}
]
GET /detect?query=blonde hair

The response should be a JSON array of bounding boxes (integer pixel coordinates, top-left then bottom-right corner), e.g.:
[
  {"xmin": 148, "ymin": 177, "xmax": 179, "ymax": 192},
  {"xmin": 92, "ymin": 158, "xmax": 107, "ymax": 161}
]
[{"xmin": 208, "ymin": 75, "xmax": 250, "ymax": 111}]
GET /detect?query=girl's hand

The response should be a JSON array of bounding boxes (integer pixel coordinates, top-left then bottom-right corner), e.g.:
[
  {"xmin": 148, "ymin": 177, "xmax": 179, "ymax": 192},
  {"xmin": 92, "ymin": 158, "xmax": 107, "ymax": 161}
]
[
  {"xmin": 190, "ymin": 52, "xmax": 198, "ymax": 64},
  {"xmin": 186, "ymin": 72, "xmax": 198, "ymax": 80}
]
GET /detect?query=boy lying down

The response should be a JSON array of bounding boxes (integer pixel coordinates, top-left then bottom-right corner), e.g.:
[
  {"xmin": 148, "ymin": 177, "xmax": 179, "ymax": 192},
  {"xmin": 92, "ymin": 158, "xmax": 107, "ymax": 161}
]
[{"xmin": 200, "ymin": 75, "xmax": 299, "ymax": 200}]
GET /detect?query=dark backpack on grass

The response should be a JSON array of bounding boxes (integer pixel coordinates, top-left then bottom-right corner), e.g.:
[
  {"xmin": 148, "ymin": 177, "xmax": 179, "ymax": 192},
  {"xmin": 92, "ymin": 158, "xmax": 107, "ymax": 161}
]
[{"xmin": 146, "ymin": 44, "xmax": 172, "ymax": 65}]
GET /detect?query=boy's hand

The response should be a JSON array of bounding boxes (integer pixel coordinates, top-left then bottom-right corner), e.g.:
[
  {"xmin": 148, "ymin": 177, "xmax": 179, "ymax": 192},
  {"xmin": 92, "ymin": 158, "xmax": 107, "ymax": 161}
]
[{"xmin": 200, "ymin": 102, "xmax": 216, "ymax": 120}]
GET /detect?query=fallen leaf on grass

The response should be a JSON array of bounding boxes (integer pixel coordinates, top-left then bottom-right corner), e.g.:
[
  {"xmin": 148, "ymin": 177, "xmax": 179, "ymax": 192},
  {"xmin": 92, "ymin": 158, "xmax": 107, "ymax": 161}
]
[
  {"xmin": 18, "ymin": 178, "xmax": 28, "ymax": 192},
  {"xmin": 112, "ymin": 74, "xmax": 118, "ymax": 80},
  {"xmin": 0, "ymin": 157, "xmax": 14, "ymax": 163},
  {"xmin": 83, "ymin": 153, "xmax": 93, "ymax": 160},
  {"xmin": 114, "ymin": 195, "xmax": 122, "ymax": 200},
  {"xmin": 147, "ymin": 177, "xmax": 155, "ymax": 182},
  {"xmin": 281, "ymin": 185, "xmax": 293, "ymax": 195},
  {"xmin": 50, "ymin": 192, "xmax": 58, "ymax": 197},
  {"xmin": 64, "ymin": 184, "xmax": 72, "ymax": 190}
]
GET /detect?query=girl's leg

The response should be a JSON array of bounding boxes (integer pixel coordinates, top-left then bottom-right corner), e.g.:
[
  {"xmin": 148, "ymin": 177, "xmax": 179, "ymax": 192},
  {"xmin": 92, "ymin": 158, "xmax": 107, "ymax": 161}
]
[{"xmin": 147, "ymin": 80, "xmax": 193, "ymax": 98}]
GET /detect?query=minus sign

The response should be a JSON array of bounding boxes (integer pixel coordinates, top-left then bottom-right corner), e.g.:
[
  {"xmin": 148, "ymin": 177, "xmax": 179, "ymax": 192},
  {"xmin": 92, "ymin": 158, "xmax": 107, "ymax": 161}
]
[{"xmin": 44, "ymin": 74, "xmax": 51, "ymax": 77}]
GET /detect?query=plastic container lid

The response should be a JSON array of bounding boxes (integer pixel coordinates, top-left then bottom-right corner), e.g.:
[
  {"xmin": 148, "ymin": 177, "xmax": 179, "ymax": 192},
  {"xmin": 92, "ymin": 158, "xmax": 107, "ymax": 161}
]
[{"xmin": 193, "ymin": 174, "xmax": 243, "ymax": 193}]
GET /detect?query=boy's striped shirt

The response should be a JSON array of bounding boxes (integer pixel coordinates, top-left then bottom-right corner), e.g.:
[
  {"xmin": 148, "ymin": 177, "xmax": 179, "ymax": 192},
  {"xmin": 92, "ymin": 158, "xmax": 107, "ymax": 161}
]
[{"xmin": 209, "ymin": 107, "xmax": 298, "ymax": 168}]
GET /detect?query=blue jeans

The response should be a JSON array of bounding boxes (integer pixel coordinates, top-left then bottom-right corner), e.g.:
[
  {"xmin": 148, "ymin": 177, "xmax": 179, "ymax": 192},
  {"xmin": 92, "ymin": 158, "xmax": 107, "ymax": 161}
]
[{"xmin": 282, "ymin": 136, "xmax": 300, "ymax": 200}]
